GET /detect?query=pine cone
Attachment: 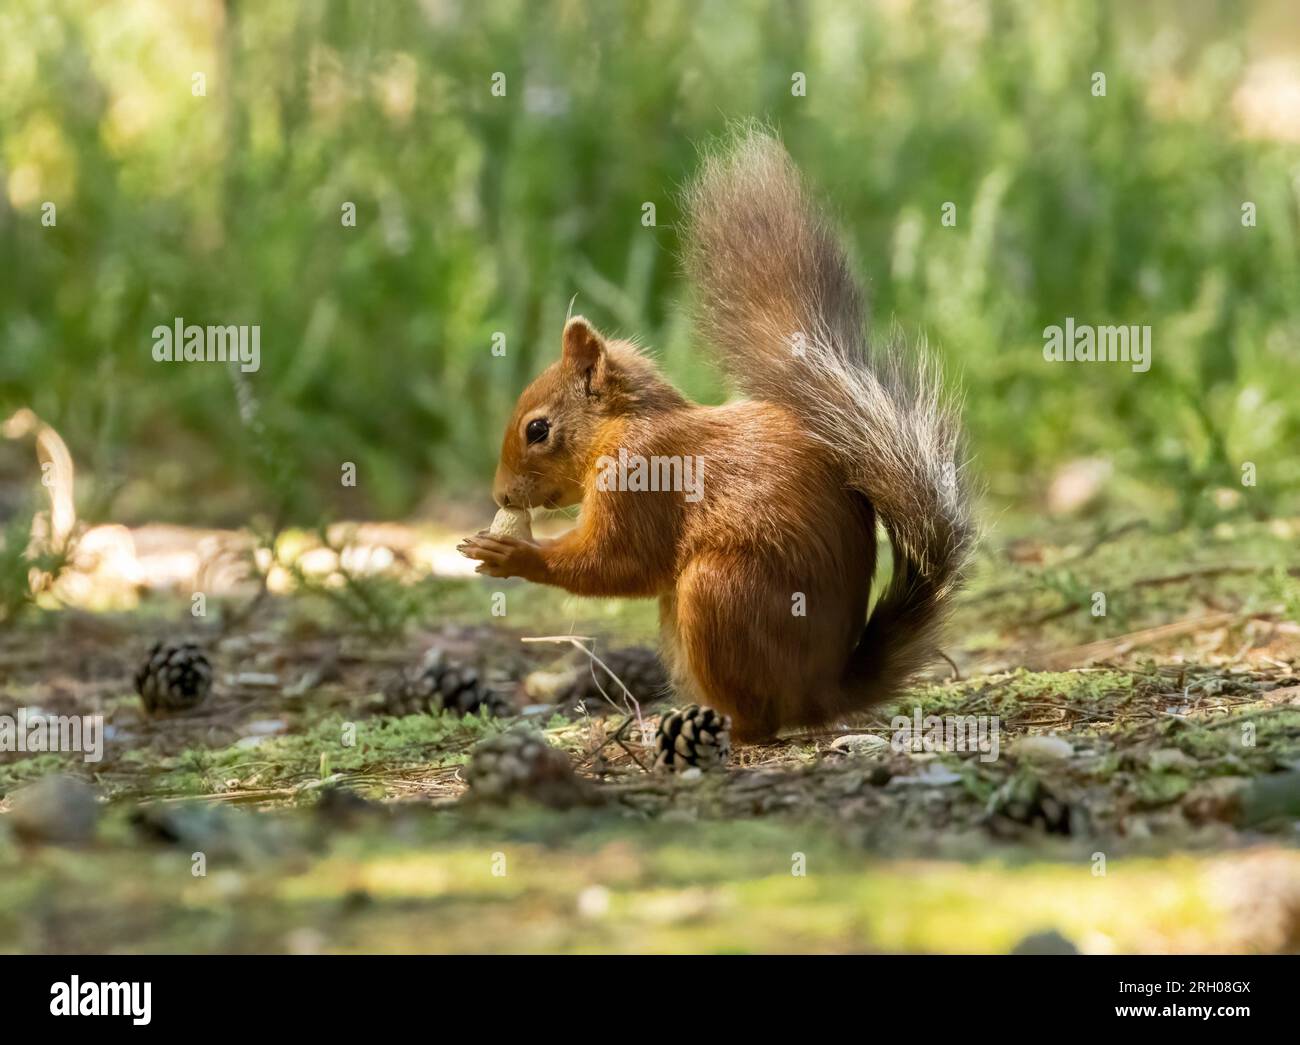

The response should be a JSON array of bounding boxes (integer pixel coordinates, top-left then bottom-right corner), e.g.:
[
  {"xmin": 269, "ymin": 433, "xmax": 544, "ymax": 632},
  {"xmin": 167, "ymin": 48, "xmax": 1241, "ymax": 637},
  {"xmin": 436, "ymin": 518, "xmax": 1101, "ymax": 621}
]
[
  {"xmin": 383, "ymin": 648, "xmax": 511, "ymax": 718},
  {"xmin": 654, "ymin": 704, "xmax": 731, "ymax": 772},
  {"xmin": 135, "ymin": 640, "xmax": 213, "ymax": 713},
  {"xmin": 464, "ymin": 728, "xmax": 589, "ymax": 807}
]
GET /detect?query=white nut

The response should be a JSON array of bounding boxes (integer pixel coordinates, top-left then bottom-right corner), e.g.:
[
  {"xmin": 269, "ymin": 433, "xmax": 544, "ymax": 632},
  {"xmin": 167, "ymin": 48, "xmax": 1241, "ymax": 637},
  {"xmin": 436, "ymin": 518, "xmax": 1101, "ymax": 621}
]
[{"xmin": 489, "ymin": 507, "xmax": 533, "ymax": 539}]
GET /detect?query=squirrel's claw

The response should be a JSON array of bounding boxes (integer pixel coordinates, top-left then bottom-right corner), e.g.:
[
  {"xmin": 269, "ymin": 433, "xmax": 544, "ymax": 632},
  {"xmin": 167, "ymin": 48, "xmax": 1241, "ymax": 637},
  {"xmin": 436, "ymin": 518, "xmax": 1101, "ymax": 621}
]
[
  {"xmin": 459, "ymin": 532, "xmax": 544, "ymax": 580},
  {"xmin": 457, "ymin": 533, "xmax": 493, "ymax": 555}
]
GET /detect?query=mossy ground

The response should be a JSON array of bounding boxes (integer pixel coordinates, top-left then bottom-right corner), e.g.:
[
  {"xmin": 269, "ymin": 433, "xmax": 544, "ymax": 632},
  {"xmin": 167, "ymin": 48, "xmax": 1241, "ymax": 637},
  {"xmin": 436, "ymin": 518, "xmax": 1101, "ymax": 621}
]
[{"xmin": 1, "ymin": 516, "xmax": 1298, "ymax": 953}]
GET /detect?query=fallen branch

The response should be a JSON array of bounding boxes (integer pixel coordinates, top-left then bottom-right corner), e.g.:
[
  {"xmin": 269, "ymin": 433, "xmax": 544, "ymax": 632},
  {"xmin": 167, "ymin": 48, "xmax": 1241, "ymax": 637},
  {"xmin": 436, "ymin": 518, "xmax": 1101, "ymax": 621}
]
[
  {"xmin": 1028, "ymin": 611, "xmax": 1257, "ymax": 670},
  {"xmin": 1017, "ymin": 564, "xmax": 1300, "ymax": 628},
  {"xmin": 521, "ymin": 634, "xmax": 649, "ymax": 750}
]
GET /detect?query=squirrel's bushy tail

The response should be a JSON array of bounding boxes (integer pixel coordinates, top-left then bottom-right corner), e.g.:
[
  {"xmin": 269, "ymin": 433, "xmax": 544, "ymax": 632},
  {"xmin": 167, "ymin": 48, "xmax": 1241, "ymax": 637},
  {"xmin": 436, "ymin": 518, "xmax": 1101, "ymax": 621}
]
[{"xmin": 681, "ymin": 125, "xmax": 975, "ymax": 710}]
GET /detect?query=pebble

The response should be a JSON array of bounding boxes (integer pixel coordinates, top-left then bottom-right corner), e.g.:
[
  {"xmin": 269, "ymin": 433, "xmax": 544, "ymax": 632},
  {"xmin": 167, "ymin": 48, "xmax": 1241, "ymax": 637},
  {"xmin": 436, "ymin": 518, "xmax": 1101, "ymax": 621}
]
[
  {"xmin": 830, "ymin": 734, "xmax": 891, "ymax": 756},
  {"xmin": 8, "ymin": 775, "xmax": 100, "ymax": 845},
  {"xmin": 1014, "ymin": 735, "xmax": 1073, "ymax": 762}
]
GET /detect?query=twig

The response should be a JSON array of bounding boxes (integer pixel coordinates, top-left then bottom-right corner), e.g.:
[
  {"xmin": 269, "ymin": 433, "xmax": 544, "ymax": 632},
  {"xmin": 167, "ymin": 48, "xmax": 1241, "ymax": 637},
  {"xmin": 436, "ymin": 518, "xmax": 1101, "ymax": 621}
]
[
  {"xmin": 1073, "ymin": 519, "xmax": 1149, "ymax": 561},
  {"xmin": 1028, "ymin": 611, "xmax": 1257, "ymax": 670},
  {"xmin": 583, "ymin": 714, "xmax": 649, "ymax": 773},
  {"xmin": 1016, "ymin": 564, "xmax": 1300, "ymax": 628},
  {"xmin": 966, "ymin": 519, "xmax": 1149, "ymax": 606},
  {"xmin": 521, "ymin": 635, "xmax": 648, "ymax": 745}
]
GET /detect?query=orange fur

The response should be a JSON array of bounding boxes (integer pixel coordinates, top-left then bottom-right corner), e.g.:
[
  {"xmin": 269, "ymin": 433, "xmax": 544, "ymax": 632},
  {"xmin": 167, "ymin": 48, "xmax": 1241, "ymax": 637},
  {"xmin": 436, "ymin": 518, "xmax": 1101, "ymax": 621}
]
[
  {"xmin": 460, "ymin": 130, "xmax": 973, "ymax": 742},
  {"xmin": 463, "ymin": 317, "xmax": 876, "ymax": 741}
]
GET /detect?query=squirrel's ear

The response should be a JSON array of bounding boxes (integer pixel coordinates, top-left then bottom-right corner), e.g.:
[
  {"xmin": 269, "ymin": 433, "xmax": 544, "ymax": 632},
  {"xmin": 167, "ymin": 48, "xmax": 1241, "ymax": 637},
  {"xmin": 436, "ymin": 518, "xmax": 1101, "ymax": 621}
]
[{"xmin": 562, "ymin": 316, "xmax": 608, "ymax": 395}]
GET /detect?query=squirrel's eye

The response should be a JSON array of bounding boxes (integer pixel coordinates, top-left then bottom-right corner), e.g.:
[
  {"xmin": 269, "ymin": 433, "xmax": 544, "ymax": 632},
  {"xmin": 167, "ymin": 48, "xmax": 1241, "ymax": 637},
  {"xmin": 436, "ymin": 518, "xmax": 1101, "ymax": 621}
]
[{"xmin": 526, "ymin": 418, "xmax": 550, "ymax": 445}]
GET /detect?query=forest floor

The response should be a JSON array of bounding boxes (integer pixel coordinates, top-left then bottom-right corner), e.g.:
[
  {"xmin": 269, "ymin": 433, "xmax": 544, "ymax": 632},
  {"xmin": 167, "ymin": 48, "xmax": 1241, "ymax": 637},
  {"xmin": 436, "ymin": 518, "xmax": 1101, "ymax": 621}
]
[{"xmin": 2, "ymin": 513, "xmax": 1299, "ymax": 953}]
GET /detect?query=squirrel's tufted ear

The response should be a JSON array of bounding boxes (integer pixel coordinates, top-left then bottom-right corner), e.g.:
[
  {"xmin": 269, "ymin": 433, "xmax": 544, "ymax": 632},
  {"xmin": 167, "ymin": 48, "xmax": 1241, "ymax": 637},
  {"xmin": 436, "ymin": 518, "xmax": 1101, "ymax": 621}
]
[{"xmin": 562, "ymin": 316, "xmax": 609, "ymax": 395}]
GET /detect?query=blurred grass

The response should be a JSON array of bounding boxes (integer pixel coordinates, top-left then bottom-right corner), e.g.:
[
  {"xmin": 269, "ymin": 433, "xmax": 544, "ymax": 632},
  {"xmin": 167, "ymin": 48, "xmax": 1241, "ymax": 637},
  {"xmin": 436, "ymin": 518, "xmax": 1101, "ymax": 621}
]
[
  {"xmin": 1, "ymin": 0, "xmax": 1298, "ymax": 527},
  {"xmin": 2, "ymin": 807, "xmax": 1287, "ymax": 953}
]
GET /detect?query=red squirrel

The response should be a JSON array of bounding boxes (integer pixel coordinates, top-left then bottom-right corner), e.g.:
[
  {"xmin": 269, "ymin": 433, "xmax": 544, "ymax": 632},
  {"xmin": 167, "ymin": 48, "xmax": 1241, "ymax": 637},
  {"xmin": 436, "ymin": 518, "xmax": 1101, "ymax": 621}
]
[{"xmin": 459, "ymin": 128, "xmax": 973, "ymax": 742}]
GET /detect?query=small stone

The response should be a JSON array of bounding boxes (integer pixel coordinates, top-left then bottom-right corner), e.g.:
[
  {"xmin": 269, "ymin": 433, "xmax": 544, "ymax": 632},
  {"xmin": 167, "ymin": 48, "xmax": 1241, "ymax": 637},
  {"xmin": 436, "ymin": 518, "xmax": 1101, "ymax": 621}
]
[
  {"xmin": 830, "ymin": 734, "xmax": 891, "ymax": 756},
  {"xmin": 1015, "ymin": 735, "xmax": 1073, "ymax": 762},
  {"xmin": 8, "ymin": 775, "xmax": 100, "ymax": 845}
]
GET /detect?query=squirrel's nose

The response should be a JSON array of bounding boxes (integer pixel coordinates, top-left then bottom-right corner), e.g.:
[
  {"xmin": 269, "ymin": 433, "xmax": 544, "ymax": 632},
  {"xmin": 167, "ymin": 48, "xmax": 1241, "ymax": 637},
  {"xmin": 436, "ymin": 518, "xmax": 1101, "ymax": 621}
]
[
  {"xmin": 492, "ymin": 464, "xmax": 524, "ymax": 508},
  {"xmin": 492, "ymin": 479, "xmax": 513, "ymax": 508},
  {"xmin": 488, "ymin": 470, "xmax": 520, "ymax": 509}
]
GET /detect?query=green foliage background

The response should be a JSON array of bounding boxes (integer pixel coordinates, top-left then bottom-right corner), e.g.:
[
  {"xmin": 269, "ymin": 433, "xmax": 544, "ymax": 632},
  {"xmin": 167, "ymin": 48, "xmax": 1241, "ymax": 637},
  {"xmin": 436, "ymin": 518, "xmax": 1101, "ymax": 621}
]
[{"xmin": 1, "ymin": 0, "xmax": 1297, "ymax": 526}]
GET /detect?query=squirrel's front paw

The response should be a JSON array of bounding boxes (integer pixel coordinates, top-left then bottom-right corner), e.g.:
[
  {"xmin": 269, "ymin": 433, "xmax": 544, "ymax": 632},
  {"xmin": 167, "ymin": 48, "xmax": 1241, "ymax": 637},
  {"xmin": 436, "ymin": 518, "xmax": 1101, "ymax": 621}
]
[{"xmin": 457, "ymin": 532, "xmax": 547, "ymax": 581}]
